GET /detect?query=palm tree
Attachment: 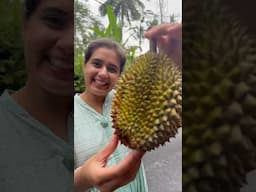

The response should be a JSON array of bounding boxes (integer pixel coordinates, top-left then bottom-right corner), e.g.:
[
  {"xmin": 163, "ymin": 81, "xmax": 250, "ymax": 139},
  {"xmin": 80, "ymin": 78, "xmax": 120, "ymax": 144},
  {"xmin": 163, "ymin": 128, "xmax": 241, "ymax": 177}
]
[{"xmin": 99, "ymin": 0, "xmax": 145, "ymax": 26}]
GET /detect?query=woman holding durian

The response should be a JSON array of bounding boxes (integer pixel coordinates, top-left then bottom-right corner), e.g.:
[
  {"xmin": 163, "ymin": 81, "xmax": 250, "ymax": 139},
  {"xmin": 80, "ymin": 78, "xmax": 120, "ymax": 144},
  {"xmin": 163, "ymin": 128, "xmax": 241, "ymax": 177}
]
[
  {"xmin": 74, "ymin": 23, "xmax": 182, "ymax": 192},
  {"xmin": 74, "ymin": 38, "xmax": 148, "ymax": 192}
]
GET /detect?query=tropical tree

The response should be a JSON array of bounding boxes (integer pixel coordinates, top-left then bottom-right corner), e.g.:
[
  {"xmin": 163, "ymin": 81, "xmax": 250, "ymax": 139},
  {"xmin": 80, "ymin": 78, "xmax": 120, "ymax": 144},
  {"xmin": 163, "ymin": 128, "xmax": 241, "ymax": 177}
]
[
  {"xmin": 91, "ymin": 5, "xmax": 122, "ymax": 43},
  {"xmin": 74, "ymin": 5, "xmax": 141, "ymax": 93},
  {"xmin": 91, "ymin": 5, "xmax": 140, "ymax": 67},
  {"xmin": 75, "ymin": 0, "xmax": 102, "ymax": 51},
  {"xmin": 75, "ymin": 0, "xmax": 102, "ymax": 93},
  {"xmin": 99, "ymin": 0, "xmax": 145, "ymax": 26}
]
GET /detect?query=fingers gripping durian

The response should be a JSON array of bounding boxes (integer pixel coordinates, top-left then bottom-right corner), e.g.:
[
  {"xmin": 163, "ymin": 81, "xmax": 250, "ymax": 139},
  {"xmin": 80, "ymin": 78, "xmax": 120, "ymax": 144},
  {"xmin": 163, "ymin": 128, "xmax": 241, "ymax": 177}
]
[{"xmin": 111, "ymin": 52, "xmax": 182, "ymax": 151}]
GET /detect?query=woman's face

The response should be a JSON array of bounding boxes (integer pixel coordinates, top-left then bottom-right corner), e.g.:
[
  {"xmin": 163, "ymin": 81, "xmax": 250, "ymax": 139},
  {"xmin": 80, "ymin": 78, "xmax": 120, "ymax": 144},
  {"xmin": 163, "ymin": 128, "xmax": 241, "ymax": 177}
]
[
  {"xmin": 23, "ymin": 0, "xmax": 74, "ymax": 96},
  {"xmin": 84, "ymin": 47, "xmax": 121, "ymax": 97}
]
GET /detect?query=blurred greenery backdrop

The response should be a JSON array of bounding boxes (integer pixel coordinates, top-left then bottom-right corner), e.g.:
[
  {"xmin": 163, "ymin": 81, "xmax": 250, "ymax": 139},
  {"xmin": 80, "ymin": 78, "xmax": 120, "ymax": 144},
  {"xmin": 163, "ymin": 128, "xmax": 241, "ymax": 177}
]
[
  {"xmin": 0, "ymin": 0, "xmax": 180, "ymax": 94},
  {"xmin": 74, "ymin": 0, "xmax": 180, "ymax": 93},
  {"xmin": 0, "ymin": 0, "xmax": 26, "ymax": 94}
]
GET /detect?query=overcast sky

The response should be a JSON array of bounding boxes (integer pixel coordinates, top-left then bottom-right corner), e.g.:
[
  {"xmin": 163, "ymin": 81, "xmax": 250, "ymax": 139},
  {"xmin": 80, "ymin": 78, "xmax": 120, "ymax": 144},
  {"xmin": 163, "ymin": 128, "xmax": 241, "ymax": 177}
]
[
  {"xmin": 87, "ymin": 0, "xmax": 182, "ymax": 21},
  {"xmin": 86, "ymin": 0, "xmax": 182, "ymax": 53}
]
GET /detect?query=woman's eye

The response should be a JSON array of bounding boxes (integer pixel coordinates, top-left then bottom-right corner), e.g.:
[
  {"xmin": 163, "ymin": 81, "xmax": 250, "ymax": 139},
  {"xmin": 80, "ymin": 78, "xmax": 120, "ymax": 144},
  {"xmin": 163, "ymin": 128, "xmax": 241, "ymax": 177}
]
[
  {"xmin": 107, "ymin": 66, "xmax": 118, "ymax": 73},
  {"xmin": 93, "ymin": 62, "xmax": 101, "ymax": 67},
  {"xmin": 43, "ymin": 15, "xmax": 65, "ymax": 30}
]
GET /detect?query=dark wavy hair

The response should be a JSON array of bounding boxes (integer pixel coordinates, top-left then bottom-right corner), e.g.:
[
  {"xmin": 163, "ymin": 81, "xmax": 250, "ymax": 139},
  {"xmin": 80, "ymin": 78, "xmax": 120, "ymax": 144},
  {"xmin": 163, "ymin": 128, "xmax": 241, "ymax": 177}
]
[{"xmin": 24, "ymin": 0, "xmax": 41, "ymax": 18}]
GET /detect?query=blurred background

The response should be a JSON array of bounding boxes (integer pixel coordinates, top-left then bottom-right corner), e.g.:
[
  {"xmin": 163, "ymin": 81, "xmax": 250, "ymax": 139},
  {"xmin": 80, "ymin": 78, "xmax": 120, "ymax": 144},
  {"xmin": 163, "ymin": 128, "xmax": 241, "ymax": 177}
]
[{"xmin": 74, "ymin": 0, "xmax": 182, "ymax": 93}]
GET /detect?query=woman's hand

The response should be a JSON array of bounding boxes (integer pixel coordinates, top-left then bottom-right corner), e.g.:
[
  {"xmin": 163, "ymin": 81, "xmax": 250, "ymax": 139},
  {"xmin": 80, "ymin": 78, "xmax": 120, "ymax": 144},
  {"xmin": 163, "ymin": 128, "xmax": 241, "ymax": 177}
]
[
  {"xmin": 74, "ymin": 135, "xmax": 145, "ymax": 192},
  {"xmin": 144, "ymin": 23, "xmax": 182, "ymax": 69}
]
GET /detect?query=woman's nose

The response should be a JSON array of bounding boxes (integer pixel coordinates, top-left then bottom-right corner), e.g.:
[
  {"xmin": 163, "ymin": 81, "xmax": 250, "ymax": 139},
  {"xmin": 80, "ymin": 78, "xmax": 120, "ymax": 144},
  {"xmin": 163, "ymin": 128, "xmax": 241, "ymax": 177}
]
[
  {"xmin": 98, "ymin": 66, "xmax": 108, "ymax": 77},
  {"xmin": 56, "ymin": 25, "xmax": 74, "ymax": 58}
]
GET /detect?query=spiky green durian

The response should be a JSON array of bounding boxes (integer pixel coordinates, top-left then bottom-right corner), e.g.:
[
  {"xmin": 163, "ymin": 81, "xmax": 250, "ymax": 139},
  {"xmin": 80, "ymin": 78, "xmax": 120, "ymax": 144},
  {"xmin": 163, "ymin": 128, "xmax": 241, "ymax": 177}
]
[
  {"xmin": 183, "ymin": 0, "xmax": 256, "ymax": 191},
  {"xmin": 111, "ymin": 52, "xmax": 182, "ymax": 151}
]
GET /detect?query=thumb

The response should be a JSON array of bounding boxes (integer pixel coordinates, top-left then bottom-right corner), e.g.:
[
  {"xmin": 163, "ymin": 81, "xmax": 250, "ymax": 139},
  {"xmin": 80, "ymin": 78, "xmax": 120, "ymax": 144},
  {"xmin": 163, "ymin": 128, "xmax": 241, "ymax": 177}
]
[
  {"xmin": 157, "ymin": 35, "xmax": 169, "ymax": 53},
  {"xmin": 98, "ymin": 134, "xmax": 119, "ymax": 161}
]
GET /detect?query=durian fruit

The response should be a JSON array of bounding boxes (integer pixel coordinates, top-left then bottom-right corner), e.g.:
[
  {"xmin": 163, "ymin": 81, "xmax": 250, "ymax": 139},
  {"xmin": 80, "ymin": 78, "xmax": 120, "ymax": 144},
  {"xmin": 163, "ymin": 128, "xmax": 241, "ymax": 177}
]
[
  {"xmin": 183, "ymin": 0, "xmax": 256, "ymax": 191},
  {"xmin": 111, "ymin": 52, "xmax": 182, "ymax": 151}
]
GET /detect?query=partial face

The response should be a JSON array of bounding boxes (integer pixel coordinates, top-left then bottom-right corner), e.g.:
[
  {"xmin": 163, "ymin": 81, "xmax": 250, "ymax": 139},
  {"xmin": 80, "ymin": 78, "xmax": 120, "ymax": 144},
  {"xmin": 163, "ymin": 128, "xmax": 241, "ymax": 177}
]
[
  {"xmin": 23, "ymin": 0, "xmax": 74, "ymax": 96},
  {"xmin": 84, "ymin": 47, "xmax": 121, "ymax": 97}
]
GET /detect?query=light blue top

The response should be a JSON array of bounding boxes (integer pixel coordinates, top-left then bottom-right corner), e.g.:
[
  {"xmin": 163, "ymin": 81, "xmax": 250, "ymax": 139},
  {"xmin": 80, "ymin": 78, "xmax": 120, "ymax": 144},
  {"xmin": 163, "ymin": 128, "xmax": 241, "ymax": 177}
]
[
  {"xmin": 0, "ymin": 90, "xmax": 73, "ymax": 192},
  {"xmin": 74, "ymin": 90, "xmax": 148, "ymax": 192}
]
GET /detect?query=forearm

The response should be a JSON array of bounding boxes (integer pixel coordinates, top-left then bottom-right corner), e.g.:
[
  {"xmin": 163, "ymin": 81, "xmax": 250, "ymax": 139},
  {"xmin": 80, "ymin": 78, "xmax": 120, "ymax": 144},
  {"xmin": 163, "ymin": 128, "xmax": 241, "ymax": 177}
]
[{"xmin": 74, "ymin": 167, "xmax": 91, "ymax": 192}]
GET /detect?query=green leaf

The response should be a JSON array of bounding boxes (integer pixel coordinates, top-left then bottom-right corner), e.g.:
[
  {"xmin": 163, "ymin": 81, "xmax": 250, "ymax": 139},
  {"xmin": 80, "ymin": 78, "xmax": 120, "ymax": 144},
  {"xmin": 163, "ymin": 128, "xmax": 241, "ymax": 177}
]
[
  {"xmin": 90, "ymin": 27, "xmax": 105, "ymax": 37},
  {"xmin": 106, "ymin": 5, "xmax": 116, "ymax": 29}
]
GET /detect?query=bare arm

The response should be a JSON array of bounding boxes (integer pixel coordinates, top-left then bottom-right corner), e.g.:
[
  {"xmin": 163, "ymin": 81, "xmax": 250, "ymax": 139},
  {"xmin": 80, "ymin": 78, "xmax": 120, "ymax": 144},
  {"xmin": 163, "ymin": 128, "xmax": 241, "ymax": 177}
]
[{"xmin": 74, "ymin": 135, "xmax": 145, "ymax": 192}]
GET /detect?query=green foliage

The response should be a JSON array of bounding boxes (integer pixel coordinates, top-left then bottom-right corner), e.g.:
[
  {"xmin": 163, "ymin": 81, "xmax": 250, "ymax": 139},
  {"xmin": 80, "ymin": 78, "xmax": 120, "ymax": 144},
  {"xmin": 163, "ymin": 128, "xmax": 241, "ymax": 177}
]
[
  {"xmin": 74, "ymin": 1, "xmax": 180, "ymax": 93},
  {"xmin": 90, "ymin": 5, "xmax": 140, "ymax": 66},
  {"xmin": 0, "ymin": 0, "xmax": 26, "ymax": 94},
  {"xmin": 74, "ymin": 0, "xmax": 102, "ymax": 93},
  {"xmin": 91, "ymin": 5, "xmax": 122, "ymax": 43},
  {"xmin": 75, "ymin": 5, "xmax": 140, "ymax": 93},
  {"xmin": 74, "ymin": 46, "xmax": 85, "ymax": 93},
  {"xmin": 75, "ymin": 0, "xmax": 101, "ymax": 50}
]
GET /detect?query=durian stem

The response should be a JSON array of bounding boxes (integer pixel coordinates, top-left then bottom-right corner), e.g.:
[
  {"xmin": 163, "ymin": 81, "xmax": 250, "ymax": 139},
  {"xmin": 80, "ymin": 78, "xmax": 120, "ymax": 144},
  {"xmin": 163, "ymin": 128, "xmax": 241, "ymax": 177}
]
[{"xmin": 149, "ymin": 38, "xmax": 157, "ymax": 53}]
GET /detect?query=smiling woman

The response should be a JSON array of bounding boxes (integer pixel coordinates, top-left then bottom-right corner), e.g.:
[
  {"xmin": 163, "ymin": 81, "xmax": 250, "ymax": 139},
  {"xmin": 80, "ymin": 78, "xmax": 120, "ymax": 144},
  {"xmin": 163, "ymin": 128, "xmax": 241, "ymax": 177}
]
[
  {"xmin": 74, "ymin": 38, "xmax": 148, "ymax": 192},
  {"xmin": 23, "ymin": 0, "xmax": 74, "ymax": 96},
  {"xmin": 84, "ymin": 47, "xmax": 121, "ymax": 98},
  {"xmin": 0, "ymin": 0, "xmax": 74, "ymax": 191},
  {"xmin": 82, "ymin": 39, "xmax": 125, "ymax": 99}
]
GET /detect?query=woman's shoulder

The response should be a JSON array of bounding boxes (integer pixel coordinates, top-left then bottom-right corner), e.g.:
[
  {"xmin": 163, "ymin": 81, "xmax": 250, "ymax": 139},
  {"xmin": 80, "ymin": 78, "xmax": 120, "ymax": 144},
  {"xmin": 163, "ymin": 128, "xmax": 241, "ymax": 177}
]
[
  {"xmin": 74, "ymin": 93, "xmax": 85, "ymax": 108},
  {"xmin": 106, "ymin": 89, "xmax": 116, "ymax": 103},
  {"xmin": 0, "ymin": 89, "xmax": 20, "ymax": 115}
]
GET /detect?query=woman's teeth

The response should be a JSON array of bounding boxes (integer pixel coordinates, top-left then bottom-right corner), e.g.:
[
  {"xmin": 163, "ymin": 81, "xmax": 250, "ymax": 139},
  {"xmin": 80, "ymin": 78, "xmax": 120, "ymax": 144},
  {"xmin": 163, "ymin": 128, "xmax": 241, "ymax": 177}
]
[
  {"xmin": 95, "ymin": 79, "xmax": 107, "ymax": 86},
  {"xmin": 49, "ymin": 58, "xmax": 72, "ymax": 69}
]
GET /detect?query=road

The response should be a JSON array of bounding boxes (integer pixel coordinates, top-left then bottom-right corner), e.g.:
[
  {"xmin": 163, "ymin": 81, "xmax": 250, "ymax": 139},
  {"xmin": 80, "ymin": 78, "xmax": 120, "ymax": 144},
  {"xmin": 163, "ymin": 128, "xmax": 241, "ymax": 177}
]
[
  {"xmin": 143, "ymin": 128, "xmax": 182, "ymax": 192},
  {"xmin": 143, "ymin": 127, "xmax": 256, "ymax": 192}
]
